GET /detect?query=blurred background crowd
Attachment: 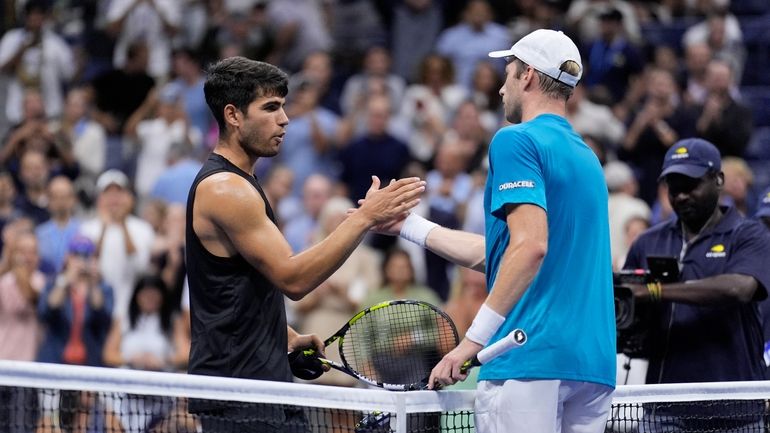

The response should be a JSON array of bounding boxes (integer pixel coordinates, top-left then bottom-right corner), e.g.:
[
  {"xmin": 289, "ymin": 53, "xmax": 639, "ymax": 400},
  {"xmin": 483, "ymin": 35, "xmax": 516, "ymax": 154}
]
[{"xmin": 0, "ymin": 0, "xmax": 769, "ymax": 387}]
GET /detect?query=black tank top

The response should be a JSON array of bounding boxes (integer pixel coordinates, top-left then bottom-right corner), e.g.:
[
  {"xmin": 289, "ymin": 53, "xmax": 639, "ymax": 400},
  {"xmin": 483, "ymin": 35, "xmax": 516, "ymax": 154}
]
[{"xmin": 186, "ymin": 153, "xmax": 291, "ymax": 382}]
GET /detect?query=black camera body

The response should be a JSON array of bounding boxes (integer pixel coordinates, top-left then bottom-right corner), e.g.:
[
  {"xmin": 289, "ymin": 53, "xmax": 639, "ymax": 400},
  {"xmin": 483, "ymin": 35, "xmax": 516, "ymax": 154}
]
[
  {"xmin": 614, "ymin": 270, "xmax": 653, "ymax": 357},
  {"xmin": 614, "ymin": 256, "xmax": 680, "ymax": 358}
]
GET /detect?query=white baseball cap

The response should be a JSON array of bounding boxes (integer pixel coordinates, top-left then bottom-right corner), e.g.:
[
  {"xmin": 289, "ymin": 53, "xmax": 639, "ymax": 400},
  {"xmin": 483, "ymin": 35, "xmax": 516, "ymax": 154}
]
[
  {"xmin": 96, "ymin": 169, "xmax": 130, "ymax": 193},
  {"xmin": 488, "ymin": 29, "xmax": 583, "ymax": 88}
]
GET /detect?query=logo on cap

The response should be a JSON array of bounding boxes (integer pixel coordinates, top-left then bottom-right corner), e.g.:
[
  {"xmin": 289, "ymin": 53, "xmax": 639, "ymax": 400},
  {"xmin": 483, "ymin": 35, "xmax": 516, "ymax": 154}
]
[
  {"xmin": 671, "ymin": 147, "xmax": 689, "ymax": 160},
  {"xmin": 706, "ymin": 244, "xmax": 726, "ymax": 258}
]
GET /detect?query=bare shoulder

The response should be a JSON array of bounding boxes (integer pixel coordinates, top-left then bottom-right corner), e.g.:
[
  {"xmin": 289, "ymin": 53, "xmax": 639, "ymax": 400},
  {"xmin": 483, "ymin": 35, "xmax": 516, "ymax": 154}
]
[
  {"xmin": 192, "ymin": 172, "xmax": 269, "ymax": 255},
  {"xmin": 195, "ymin": 172, "xmax": 267, "ymax": 222}
]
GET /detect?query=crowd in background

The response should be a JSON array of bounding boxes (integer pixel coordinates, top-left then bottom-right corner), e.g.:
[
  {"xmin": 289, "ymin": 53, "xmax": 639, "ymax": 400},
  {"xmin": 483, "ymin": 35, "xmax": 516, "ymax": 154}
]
[{"xmin": 0, "ymin": 0, "xmax": 769, "ymax": 392}]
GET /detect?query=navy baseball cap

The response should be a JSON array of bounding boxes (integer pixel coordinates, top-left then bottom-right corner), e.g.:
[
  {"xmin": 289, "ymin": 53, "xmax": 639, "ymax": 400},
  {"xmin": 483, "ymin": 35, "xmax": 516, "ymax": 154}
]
[
  {"xmin": 68, "ymin": 235, "xmax": 95, "ymax": 257},
  {"xmin": 658, "ymin": 138, "xmax": 721, "ymax": 181},
  {"xmin": 756, "ymin": 186, "xmax": 770, "ymax": 218}
]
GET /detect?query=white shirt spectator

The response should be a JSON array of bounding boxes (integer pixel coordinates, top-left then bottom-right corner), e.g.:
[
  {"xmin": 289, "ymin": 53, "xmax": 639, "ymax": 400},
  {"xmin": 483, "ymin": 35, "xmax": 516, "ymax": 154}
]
[
  {"xmin": 0, "ymin": 27, "xmax": 74, "ymax": 123},
  {"xmin": 267, "ymin": 0, "xmax": 332, "ymax": 71},
  {"xmin": 107, "ymin": 0, "xmax": 181, "ymax": 80},
  {"xmin": 80, "ymin": 216, "xmax": 155, "ymax": 318},
  {"xmin": 134, "ymin": 119, "xmax": 192, "ymax": 199}
]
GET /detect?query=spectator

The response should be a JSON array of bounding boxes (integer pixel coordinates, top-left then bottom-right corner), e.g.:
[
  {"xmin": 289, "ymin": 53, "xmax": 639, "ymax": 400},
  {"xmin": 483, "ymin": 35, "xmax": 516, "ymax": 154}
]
[
  {"xmin": 623, "ymin": 139, "xmax": 770, "ymax": 430},
  {"xmin": 37, "ymin": 236, "xmax": 113, "ymax": 366},
  {"xmin": 444, "ymin": 267, "xmax": 487, "ymax": 339},
  {"xmin": 265, "ymin": 0, "xmax": 333, "ymax": 72},
  {"xmin": 283, "ymin": 174, "xmax": 333, "ymax": 254},
  {"xmin": 566, "ymin": 0, "xmax": 641, "ymax": 44},
  {"xmin": 261, "ymin": 164, "xmax": 296, "ymax": 226},
  {"xmin": 448, "ymin": 102, "xmax": 493, "ymax": 172},
  {"xmin": 168, "ymin": 49, "xmax": 214, "ymax": 148},
  {"xmin": 694, "ymin": 60, "xmax": 752, "ymax": 157},
  {"xmin": 0, "ymin": 231, "xmax": 44, "ymax": 361},
  {"xmin": 469, "ymin": 60, "xmax": 504, "ymax": 128},
  {"xmin": 720, "ymin": 157, "xmax": 754, "ymax": 216},
  {"xmin": 90, "ymin": 41, "xmax": 155, "ymax": 173},
  {"xmin": 0, "ymin": 171, "xmax": 20, "ymax": 254},
  {"xmin": 682, "ymin": 9, "xmax": 745, "ymax": 81},
  {"xmin": 102, "ymin": 274, "xmax": 187, "ymax": 372},
  {"xmin": 682, "ymin": 43, "xmax": 713, "ymax": 106},
  {"xmin": 278, "ymin": 78, "xmax": 340, "ymax": 196},
  {"xmin": 603, "ymin": 161, "xmax": 651, "ymax": 270},
  {"xmin": 0, "ymin": 0, "xmax": 75, "ymax": 124},
  {"xmin": 124, "ymin": 85, "xmax": 198, "ymax": 202},
  {"xmin": 362, "ymin": 248, "xmax": 441, "ymax": 307},
  {"xmin": 583, "ymin": 7, "xmax": 644, "ymax": 106},
  {"xmin": 396, "ymin": 54, "xmax": 466, "ymax": 163},
  {"xmin": 149, "ymin": 141, "xmax": 203, "ymax": 205},
  {"xmin": 14, "ymin": 149, "xmax": 51, "ymax": 226},
  {"xmin": 79, "ymin": 170, "xmax": 154, "ymax": 319},
  {"xmin": 0, "ymin": 89, "xmax": 79, "ymax": 185},
  {"xmin": 149, "ymin": 204, "xmax": 187, "ymax": 310},
  {"xmin": 35, "ymin": 177, "xmax": 81, "ymax": 276},
  {"xmin": 289, "ymin": 51, "xmax": 342, "ymax": 115},
  {"xmin": 507, "ymin": 0, "xmax": 564, "ymax": 43},
  {"xmin": 426, "ymin": 137, "xmax": 474, "ymax": 228},
  {"xmin": 621, "ymin": 68, "xmax": 696, "ymax": 205},
  {"xmin": 341, "ymin": 46, "xmax": 406, "ymax": 119},
  {"xmin": 566, "ymin": 84, "xmax": 626, "ymax": 151},
  {"xmin": 55, "ymin": 87, "xmax": 107, "ymax": 203},
  {"xmin": 391, "ymin": 0, "xmax": 443, "ymax": 82},
  {"xmin": 328, "ymin": 0, "xmax": 387, "ymax": 71},
  {"xmin": 435, "ymin": 0, "xmax": 510, "ymax": 90},
  {"xmin": 102, "ymin": 274, "xmax": 187, "ymax": 430},
  {"xmin": 338, "ymin": 96, "xmax": 411, "ymax": 212},
  {"xmin": 106, "ymin": 0, "xmax": 181, "ymax": 80}
]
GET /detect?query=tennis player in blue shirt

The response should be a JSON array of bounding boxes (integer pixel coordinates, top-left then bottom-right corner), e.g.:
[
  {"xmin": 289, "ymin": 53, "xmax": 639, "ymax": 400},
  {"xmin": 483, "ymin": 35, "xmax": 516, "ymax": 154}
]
[{"xmin": 373, "ymin": 29, "xmax": 616, "ymax": 433}]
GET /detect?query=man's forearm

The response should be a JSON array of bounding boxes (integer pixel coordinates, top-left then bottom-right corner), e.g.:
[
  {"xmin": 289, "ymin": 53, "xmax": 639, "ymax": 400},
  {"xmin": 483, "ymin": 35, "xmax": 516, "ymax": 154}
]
[
  {"xmin": 484, "ymin": 239, "xmax": 545, "ymax": 318},
  {"xmin": 424, "ymin": 226, "xmax": 486, "ymax": 272},
  {"xmin": 652, "ymin": 273, "xmax": 758, "ymax": 305}
]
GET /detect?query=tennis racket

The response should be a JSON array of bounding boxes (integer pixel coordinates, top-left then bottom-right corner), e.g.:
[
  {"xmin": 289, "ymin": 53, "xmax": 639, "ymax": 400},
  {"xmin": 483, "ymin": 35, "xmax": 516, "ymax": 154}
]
[{"xmin": 288, "ymin": 300, "xmax": 527, "ymax": 391}]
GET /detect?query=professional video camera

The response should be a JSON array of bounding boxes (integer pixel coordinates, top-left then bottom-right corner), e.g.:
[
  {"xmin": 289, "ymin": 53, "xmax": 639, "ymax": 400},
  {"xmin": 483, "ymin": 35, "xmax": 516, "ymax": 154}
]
[
  {"xmin": 614, "ymin": 270, "xmax": 652, "ymax": 357},
  {"xmin": 614, "ymin": 256, "xmax": 679, "ymax": 358}
]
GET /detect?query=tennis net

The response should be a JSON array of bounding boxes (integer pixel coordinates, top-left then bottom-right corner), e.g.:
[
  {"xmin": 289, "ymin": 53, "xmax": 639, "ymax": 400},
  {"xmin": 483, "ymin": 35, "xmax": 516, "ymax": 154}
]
[{"xmin": 2, "ymin": 360, "xmax": 770, "ymax": 433}]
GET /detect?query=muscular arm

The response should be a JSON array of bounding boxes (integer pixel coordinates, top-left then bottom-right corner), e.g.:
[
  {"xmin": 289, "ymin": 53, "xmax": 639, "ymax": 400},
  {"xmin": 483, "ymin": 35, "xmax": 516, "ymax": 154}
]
[
  {"xmin": 634, "ymin": 273, "xmax": 759, "ymax": 305},
  {"xmin": 196, "ymin": 173, "xmax": 422, "ymax": 300}
]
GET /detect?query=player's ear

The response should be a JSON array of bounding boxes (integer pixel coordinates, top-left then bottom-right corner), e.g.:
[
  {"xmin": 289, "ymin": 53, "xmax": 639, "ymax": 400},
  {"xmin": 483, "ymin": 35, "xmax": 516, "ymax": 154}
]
[{"xmin": 223, "ymin": 104, "xmax": 241, "ymax": 129}]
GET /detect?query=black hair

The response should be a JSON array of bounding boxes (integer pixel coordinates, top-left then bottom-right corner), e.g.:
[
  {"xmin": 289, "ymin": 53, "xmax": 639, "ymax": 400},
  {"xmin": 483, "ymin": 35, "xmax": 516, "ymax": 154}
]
[
  {"xmin": 24, "ymin": 0, "xmax": 50, "ymax": 15},
  {"xmin": 128, "ymin": 274, "xmax": 173, "ymax": 336},
  {"xmin": 381, "ymin": 248, "xmax": 415, "ymax": 285},
  {"xmin": 204, "ymin": 57, "xmax": 289, "ymax": 133}
]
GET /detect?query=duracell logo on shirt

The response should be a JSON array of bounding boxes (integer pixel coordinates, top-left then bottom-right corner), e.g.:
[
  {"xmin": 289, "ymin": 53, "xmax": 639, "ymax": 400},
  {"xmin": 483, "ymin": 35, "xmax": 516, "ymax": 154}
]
[{"xmin": 499, "ymin": 180, "xmax": 535, "ymax": 191}]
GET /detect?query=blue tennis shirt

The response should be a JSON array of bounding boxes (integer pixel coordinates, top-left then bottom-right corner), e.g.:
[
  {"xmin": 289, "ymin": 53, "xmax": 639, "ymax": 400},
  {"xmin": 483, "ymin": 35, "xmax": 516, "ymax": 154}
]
[{"xmin": 480, "ymin": 114, "xmax": 616, "ymax": 388}]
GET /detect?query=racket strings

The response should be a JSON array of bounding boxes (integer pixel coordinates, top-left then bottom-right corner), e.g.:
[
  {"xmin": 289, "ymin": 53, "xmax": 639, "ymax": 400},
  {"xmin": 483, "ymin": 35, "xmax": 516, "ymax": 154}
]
[{"xmin": 341, "ymin": 303, "xmax": 457, "ymax": 386}]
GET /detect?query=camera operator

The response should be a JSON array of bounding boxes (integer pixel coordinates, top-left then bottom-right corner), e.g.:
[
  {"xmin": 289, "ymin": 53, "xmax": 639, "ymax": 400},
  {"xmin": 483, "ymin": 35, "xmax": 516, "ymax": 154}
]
[
  {"xmin": 622, "ymin": 138, "xmax": 770, "ymax": 430},
  {"xmin": 625, "ymin": 138, "xmax": 770, "ymax": 382}
]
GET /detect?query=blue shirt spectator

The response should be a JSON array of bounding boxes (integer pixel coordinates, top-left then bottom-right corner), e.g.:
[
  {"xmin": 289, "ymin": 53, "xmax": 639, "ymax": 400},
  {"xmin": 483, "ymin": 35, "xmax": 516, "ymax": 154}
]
[{"xmin": 435, "ymin": 0, "xmax": 510, "ymax": 90}]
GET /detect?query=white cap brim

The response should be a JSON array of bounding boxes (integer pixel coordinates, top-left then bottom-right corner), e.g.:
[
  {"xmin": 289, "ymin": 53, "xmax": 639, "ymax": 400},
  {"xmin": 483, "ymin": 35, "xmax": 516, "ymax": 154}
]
[{"xmin": 488, "ymin": 49, "xmax": 515, "ymax": 59}]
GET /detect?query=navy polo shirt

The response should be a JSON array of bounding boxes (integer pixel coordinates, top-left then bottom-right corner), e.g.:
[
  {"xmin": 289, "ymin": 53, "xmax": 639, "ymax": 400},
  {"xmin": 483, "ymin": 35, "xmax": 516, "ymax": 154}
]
[{"xmin": 624, "ymin": 206, "xmax": 770, "ymax": 383}]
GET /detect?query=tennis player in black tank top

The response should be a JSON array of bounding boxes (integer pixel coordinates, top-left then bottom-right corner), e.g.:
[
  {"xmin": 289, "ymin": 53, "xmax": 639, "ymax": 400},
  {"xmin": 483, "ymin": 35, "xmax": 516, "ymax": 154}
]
[{"xmin": 187, "ymin": 58, "xmax": 424, "ymax": 432}]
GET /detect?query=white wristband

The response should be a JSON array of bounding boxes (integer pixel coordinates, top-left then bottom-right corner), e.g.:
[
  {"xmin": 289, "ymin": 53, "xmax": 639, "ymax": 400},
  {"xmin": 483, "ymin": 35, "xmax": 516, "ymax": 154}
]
[
  {"xmin": 399, "ymin": 213, "xmax": 439, "ymax": 248},
  {"xmin": 465, "ymin": 303, "xmax": 506, "ymax": 346}
]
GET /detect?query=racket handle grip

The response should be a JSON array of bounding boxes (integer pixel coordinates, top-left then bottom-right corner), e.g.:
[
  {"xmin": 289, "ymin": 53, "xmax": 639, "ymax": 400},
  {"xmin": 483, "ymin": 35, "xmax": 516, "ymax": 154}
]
[{"xmin": 460, "ymin": 328, "xmax": 528, "ymax": 374}]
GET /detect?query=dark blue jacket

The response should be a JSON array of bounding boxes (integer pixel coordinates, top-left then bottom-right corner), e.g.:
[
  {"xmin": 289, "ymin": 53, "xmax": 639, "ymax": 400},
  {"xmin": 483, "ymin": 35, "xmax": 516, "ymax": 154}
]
[
  {"xmin": 624, "ymin": 206, "xmax": 770, "ymax": 383},
  {"xmin": 37, "ymin": 281, "xmax": 113, "ymax": 366}
]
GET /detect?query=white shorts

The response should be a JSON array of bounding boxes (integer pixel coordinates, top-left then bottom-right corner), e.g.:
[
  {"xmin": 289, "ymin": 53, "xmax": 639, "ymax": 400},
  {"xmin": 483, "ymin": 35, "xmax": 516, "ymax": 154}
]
[{"xmin": 474, "ymin": 379, "xmax": 613, "ymax": 433}]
